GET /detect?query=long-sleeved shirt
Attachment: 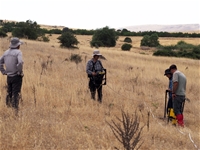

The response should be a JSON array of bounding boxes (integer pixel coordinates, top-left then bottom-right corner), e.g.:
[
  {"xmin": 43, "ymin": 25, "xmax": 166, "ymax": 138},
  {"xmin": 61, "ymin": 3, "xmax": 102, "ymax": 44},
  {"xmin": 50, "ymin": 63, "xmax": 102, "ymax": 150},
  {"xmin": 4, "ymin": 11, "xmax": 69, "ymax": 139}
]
[
  {"xmin": 86, "ymin": 59, "xmax": 104, "ymax": 75},
  {"xmin": 0, "ymin": 48, "xmax": 23, "ymax": 77},
  {"xmin": 168, "ymin": 78, "xmax": 173, "ymax": 99}
]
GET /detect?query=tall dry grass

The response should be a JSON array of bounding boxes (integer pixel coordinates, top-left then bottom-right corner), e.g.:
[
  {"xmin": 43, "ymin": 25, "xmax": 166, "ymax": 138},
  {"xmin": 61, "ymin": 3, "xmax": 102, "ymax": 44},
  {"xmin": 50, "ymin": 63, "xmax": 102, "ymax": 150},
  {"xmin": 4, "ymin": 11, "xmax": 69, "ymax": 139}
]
[{"xmin": 0, "ymin": 35, "xmax": 200, "ymax": 150}]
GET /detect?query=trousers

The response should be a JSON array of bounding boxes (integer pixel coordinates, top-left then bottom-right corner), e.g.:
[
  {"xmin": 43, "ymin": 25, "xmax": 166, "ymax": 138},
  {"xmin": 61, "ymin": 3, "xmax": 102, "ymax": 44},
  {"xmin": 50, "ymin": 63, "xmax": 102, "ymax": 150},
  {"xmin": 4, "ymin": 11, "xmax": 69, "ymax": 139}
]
[
  {"xmin": 6, "ymin": 75, "xmax": 23, "ymax": 109},
  {"xmin": 89, "ymin": 78, "xmax": 102, "ymax": 103}
]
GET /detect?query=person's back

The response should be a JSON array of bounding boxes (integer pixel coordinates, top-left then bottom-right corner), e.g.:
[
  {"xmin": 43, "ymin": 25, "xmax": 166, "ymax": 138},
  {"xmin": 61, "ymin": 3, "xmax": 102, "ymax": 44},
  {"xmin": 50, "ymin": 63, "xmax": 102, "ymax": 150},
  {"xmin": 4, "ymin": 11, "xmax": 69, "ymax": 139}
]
[
  {"xmin": 173, "ymin": 70, "xmax": 186, "ymax": 96},
  {"xmin": 1, "ymin": 48, "xmax": 23, "ymax": 77}
]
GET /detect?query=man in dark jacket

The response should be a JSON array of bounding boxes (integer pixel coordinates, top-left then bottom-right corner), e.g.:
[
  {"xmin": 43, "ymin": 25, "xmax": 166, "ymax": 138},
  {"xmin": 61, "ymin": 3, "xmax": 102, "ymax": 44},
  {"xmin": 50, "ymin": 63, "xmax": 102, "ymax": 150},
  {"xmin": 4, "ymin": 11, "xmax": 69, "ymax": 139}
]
[
  {"xmin": 86, "ymin": 50, "xmax": 105, "ymax": 103},
  {"xmin": 0, "ymin": 37, "xmax": 24, "ymax": 111},
  {"xmin": 164, "ymin": 68, "xmax": 176, "ymax": 125}
]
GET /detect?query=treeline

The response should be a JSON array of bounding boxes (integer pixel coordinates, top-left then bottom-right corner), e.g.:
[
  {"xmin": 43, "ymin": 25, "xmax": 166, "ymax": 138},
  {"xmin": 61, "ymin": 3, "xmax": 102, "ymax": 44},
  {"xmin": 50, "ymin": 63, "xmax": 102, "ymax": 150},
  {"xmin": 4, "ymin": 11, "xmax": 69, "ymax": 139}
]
[{"xmin": 0, "ymin": 20, "xmax": 200, "ymax": 37}]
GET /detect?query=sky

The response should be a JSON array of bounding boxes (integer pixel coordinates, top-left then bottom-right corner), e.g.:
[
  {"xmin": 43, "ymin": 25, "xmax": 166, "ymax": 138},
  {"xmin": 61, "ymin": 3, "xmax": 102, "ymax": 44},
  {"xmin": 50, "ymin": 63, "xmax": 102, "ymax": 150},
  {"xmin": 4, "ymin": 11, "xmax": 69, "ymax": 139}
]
[{"xmin": 0, "ymin": 0, "xmax": 199, "ymax": 30}]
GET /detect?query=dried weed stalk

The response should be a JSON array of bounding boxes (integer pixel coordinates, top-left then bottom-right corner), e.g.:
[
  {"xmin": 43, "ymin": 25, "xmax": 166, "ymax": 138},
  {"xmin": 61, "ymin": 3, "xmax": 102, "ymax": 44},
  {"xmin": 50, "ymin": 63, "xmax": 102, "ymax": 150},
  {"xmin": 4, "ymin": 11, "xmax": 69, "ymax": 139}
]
[{"xmin": 107, "ymin": 109, "xmax": 144, "ymax": 150}]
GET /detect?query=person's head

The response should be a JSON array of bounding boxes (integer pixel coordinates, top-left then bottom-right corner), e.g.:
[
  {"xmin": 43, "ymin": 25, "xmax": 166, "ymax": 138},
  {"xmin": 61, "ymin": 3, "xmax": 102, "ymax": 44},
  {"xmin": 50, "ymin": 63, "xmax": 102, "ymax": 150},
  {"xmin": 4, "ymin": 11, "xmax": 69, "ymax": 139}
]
[
  {"xmin": 92, "ymin": 49, "xmax": 102, "ymax": 60},
  {"xmin": 9, "ymin": 37, "xmax": 23, "ymax": 49},
  {"xmin": 169, "ymin": 64, "xmax": 177, "ymax": 74},
  {"xmin": 164, "ymin": 68, "xmax": 172, "ymax": 79}
]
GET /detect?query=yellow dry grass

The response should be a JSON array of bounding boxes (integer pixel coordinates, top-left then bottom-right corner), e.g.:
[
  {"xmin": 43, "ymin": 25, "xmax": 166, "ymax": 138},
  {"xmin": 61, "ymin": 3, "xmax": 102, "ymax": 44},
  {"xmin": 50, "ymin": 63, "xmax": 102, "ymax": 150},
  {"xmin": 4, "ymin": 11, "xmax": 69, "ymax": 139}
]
[{"xmin": 0, "ymin": 35, "xmax": 200, "ymax": 150}]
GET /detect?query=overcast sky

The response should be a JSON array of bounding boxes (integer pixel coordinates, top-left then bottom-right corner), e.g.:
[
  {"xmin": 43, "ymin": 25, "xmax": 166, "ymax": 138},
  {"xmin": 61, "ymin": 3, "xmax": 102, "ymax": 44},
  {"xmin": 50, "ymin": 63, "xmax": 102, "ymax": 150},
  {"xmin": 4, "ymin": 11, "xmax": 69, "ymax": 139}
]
[{"xmin": 0, "ymin": 0, "xmax": 199, "ymax": 29}]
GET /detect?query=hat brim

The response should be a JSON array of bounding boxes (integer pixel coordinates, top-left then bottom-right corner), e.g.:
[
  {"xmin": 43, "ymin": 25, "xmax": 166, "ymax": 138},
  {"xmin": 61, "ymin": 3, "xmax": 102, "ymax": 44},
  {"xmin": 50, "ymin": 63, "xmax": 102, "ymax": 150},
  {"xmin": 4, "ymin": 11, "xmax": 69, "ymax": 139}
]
[
  {"xmin": 9, "ymin": 41, "xmax": 23, "ymax": 48},
  {"xmin": 93, "ymin": 54, "xmax": 102, "ymax": 56},
  {"xmin": 164, "ymin": 73, "xmax": 171, "ymax": 76}
]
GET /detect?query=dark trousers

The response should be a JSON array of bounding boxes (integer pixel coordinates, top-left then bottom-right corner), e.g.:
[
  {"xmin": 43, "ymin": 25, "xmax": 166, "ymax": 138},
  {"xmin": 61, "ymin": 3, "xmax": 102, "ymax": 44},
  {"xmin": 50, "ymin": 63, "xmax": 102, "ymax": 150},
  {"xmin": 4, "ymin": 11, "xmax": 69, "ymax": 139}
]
[
  {"xmin": 89, "ymin": 79, "xmax": 102, "ymax": 103},
  {"xmin": 167, "ymin": 98, "xmax": 173, "ymax": 110},
  {"xmin": 173, "ymin": 95, "xmax": 185, "ymax": 115},
  {"xmin": 6, "ymin": 75, "xmax": 23, "ymax": 109}
]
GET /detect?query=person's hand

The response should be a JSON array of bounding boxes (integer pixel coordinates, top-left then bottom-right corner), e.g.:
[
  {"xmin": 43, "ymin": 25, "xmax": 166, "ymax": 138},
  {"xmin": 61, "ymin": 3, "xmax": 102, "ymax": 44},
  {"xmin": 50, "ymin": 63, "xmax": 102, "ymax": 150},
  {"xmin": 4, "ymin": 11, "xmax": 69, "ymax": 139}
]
[
  {"xmin": 172, "ymin": 93, "xmax": 176, "ymax": 99},
  {"xmin": 92, "ymin": 72, "xmax": 96, "ymax": 76},
  {"xmin": 166, "ymin": 89, "xmax": 170, "ymax": 92}
]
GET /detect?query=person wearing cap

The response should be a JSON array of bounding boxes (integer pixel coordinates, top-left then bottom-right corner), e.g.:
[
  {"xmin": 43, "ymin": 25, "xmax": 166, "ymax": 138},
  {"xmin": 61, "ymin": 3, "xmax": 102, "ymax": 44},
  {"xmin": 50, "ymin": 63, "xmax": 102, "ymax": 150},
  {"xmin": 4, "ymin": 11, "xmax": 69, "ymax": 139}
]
[
  {"xmin": 164, "ymin": 68, "xmax": 176, "ymax": 124},
  {"xmin": 0, "ymin": 37, "xmax": 24, "ymax": 111},
  {"xmin": 164, "ymin": 69, "xmax": 173, "ymax": 111},
  {"xmin": 169, "ymin": 64, "xmax": 187, "ymax": 127},
  {"xmin": 86, "ymin": 49, "xmax": 105, "ymax": 103}
]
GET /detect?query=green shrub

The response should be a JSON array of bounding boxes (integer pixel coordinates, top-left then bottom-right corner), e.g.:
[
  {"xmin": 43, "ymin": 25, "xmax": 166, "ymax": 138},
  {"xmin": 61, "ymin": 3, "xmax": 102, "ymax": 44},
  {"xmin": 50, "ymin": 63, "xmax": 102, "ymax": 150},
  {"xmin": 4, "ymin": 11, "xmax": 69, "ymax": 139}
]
[
  {"xmin": 153, "ymin": 41, "xmax": 200, "ymax": 59},
  {"xmin": 90, "ymin": 26, "xmax": 118, "ymax": 47},
  {"xmin": 192, "ymin": 45, "xmax": 200, "ymax": 54},
  {"xmin": 141, "ymin": 33, "xmax": 160, "ymax": 47},
  {"xmin": 0, "ymin": 29, "xmax": 7, "ymax": 37},
  {"xmin": 121, "ymin": 43, "xmax": 132, "ymax": 51},
  {"xmin": 153, "ymin": 50, "xmax": 177, "ymax": 57},
  {"xmin": 42, "ymin": 36, "xmax": 50, "ymax": 42},
  {"xmin": 124, "ymin": 37, "xmax": 132, "ymax": 43},
  {"xmin": 57, "ymin": 32, "xmax": 79, "ymax": 48}
]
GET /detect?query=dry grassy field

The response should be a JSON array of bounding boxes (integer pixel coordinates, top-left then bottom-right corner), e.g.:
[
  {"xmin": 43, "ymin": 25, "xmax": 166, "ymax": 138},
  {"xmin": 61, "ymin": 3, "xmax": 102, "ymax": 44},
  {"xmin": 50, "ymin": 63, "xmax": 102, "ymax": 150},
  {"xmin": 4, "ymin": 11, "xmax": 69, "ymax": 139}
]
[{"xmin": 0, "ymin": 34, "xmax": 200, "ymax": 150}]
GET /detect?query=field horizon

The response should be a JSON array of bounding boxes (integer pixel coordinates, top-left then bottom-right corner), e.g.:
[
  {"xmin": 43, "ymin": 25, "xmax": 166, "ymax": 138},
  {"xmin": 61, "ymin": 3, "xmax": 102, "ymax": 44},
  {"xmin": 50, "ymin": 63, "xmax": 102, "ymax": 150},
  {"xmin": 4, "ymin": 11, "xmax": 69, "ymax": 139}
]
[{"xmin": 0, "ymin": 34, "xmax": 200, "ymax": 150}]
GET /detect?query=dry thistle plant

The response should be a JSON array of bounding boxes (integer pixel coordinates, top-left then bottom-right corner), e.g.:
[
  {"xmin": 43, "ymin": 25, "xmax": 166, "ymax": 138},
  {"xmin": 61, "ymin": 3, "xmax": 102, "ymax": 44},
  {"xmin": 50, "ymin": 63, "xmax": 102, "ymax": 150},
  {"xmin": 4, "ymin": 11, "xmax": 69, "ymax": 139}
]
[
  {"xmin": 32, "ymin": 85, "xmax": 36, "ymax": 107},
  {"xmin": 69, "ymin": 54, "xmax": 82, "ymax": 69},
  {"xmin": 107, "ymin": 109, "xmax": 144, "ymax": 150},
  {"xmin": 40, "ymin": 61, "xmax": 47, "ymax": 78}
]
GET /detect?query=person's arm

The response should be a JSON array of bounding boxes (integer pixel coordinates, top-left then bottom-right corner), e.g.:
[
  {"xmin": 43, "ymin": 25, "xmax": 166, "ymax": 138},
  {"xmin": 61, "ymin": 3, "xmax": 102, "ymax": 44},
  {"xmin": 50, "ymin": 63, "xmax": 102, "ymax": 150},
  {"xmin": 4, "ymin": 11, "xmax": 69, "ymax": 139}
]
[
  {"xmin": 16, "ymin": 51, "xmax": 24, "ymax": 75},
  {"xmin": 86, "ymin": 61, "xmax": 93, "ymax": 75},
  {"xmin": 0, "ymin": 56, "xmax": 6, "ymax": 75},
  {"xmin": 172, "ymin": 82, "xmax": 178, "ymax": 94}
]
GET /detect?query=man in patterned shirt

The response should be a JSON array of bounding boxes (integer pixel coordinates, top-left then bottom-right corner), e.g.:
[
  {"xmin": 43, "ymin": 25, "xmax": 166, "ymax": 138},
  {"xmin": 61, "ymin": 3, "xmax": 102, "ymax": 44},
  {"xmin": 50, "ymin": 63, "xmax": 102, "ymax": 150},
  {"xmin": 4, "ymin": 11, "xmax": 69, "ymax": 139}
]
[{"xmin": 86, "ymin": 50, "xmax": 105, "ymax": 103}]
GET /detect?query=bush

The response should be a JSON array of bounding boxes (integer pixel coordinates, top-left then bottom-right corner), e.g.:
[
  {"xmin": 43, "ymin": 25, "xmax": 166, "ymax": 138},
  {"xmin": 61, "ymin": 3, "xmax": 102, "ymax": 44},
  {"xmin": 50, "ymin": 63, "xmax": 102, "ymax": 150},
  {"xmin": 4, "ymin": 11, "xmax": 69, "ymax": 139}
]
[
  {"xmin": 141, "ymin": 33, "xmax": 160, "ymax": 47},
  {"xmin": 41, "ymin": 36, "xmax": 50, "ymax": 42},
  {"xmin": 153, "ymin": 50, "xmax": 177, "ymax": 57},
  {"xmin": 153, "ymin": 41, "xmax": 200, "ymax": 59},
  {"xmin": 124, "ymin": 37, "xmax": 132, "ymax": 43},
  {"xmin": 0, "ymin": 29, "xmax": 7, "ymax": 37},
  {"xmin": 12, "ymin": 20, "xmax": 41, "ymax": 40},
  {"xmin": 192, "ymin": 45, "xmax": 200, "ymax": 54},
  {"xmin": 121, "ymin": 43, "xmax": 132, "ymax": 51},
  {"xmin": 57, "ymin": 32, "xmax": 79, "ymax": 48},
  {"xmin": 90, "ymin": 26, "xmax": 118, "ymax": 47}
]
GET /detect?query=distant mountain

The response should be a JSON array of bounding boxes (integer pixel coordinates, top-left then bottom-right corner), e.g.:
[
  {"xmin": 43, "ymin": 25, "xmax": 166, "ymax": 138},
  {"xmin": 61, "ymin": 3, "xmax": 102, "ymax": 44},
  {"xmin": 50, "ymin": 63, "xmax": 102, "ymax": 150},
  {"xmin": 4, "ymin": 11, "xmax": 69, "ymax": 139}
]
[{"xmin": 123, "ymin": 24, "xmax": 200, "ymax": 32}]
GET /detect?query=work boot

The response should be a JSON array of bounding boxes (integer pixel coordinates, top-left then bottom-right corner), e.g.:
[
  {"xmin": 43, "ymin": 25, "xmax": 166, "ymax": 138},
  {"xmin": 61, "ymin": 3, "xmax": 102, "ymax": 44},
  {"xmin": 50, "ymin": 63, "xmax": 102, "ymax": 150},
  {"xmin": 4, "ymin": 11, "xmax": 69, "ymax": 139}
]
[
  {"xmin": 98, "ymin": 94, "xmax": 102, "ymax": 103},
  {"xmin": 91, "ymin": 92, "xmax": 96, "ymax": 100},
  {"xmin": 11, "ymin": 96, "xmax": 19, "ymax": 110},
  {"xmin": 176, "ymin": 114, "xmax": 184, "ymax": 127}
]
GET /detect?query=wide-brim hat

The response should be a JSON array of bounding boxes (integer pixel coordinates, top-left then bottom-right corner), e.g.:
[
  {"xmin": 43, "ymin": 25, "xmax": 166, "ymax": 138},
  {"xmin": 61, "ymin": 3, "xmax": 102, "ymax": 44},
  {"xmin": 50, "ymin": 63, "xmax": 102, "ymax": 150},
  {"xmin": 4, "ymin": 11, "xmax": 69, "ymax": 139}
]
[
  {"xmin": 92, "ymin": 49, "xmax": 102, "ymax": 57},
  {"xmin": 164, "ymin": 69, "xmax": 171, "ymax": 76},
  {"xmin": 9, "ymin": 37, "xmax": 23, "ymax": 48}
]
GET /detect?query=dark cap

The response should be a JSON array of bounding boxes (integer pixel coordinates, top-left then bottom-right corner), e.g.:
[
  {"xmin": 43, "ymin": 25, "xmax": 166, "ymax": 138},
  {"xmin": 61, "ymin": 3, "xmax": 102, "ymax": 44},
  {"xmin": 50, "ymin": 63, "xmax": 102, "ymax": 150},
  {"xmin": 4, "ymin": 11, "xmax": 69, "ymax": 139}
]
[
  {"xmin": 169, "ymin": 64, "xmax": 177, "ymax": 70},
  {"xmin": 164, "ymin": 69, "xmax": 171, "ymax": 76}
]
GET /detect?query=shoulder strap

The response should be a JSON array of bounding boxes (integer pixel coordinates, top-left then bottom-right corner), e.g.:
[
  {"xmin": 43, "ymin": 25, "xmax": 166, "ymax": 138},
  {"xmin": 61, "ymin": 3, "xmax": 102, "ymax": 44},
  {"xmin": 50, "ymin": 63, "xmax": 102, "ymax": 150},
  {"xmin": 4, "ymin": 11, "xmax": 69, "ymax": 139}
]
[{"xmin": 98, "ymin": 60, "xmax": 104, "ymax": 69}]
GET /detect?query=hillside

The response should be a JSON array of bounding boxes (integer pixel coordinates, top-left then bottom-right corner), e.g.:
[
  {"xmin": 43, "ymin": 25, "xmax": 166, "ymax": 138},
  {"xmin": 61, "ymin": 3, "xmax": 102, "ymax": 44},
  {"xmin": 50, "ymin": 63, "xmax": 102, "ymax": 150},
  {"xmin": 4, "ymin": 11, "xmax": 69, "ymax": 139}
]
[
  {"xmin": 0, "ymin": 35, "xmax": 200, "ymax": 149},
  {"xmin": 123, "ymin": 24, "xmax": 200, "ymax": 33}
]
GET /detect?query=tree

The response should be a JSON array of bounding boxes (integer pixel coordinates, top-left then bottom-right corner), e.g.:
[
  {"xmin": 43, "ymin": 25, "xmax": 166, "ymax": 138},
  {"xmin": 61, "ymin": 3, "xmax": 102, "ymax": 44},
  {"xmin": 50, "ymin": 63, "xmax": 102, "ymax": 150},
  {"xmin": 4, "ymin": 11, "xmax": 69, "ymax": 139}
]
[
  {"xmin": 140, "ymin": 35, "xmax": 150, "ymax": 47},
  {"xmin": 140, "ymin": 33, "xmax": 160, "ymax": 47},
  {"xmin": 121, "ymin": 43, "xmax": 132, "ymax": 51},
  {"xmin": 12, "ymin": 20, "xmax": 41, "ymax": 40},
  {"xmin": 124, "ymin": 37, "xmax": 132, "ymax": 43},
  {"xmin": 0, "ymin": 29, "xmax": 7, "ymax": 37},
  {"xmin": 149, "ymin": 33, "xmax": 160, "ymax": 47},
  {"xmin": 90, "ymin": 26, "xmax": 118, "ymax": 47},
  {"xmin": 57, "ymin": 32, "xmax": 79, "ymax": 48}
]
